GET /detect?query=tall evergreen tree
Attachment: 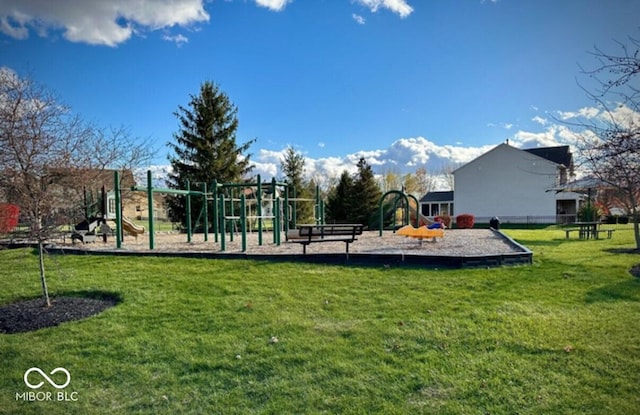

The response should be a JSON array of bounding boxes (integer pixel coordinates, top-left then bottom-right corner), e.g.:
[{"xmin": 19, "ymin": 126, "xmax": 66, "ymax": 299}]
[
  {"xmin": 280, "ymin": 146, "xmax": 313, "ymax": 225},
  {"xmin": 167, "ymin": 81, "xmax": 254, "ymax": 226},
  {"xmin": 351, "ymin": 157, "xmax": 382, "ymax": 227},
  {"xmin": 326, "ymin": 170, "xmax": 354, "ymax": 223}
]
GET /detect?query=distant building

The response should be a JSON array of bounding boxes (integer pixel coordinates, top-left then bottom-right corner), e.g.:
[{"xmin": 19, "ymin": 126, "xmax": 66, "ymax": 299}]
[
  {"xmin": 420, "ymin": 143, "xmax": 582, "ymax": 224},
  {"xmin": 419, "ymin": 191, "xmax": 454, "ymax": 217}
]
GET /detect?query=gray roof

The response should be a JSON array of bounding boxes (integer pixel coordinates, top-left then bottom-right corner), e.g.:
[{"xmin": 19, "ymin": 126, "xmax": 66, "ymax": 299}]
[
  {"xmin": 420, "ymin": 191, "xmax": 454, "ymax": 203},
  {"xmin": 524, "ymin": 146, "xmax": 572, "ymax": 167},
  {"xmin": 547, "ymin": 176, "xmax": 611, "ymax": 193}
]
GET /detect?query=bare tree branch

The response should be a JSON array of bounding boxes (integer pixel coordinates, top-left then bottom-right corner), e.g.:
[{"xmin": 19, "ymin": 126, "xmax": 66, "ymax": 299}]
[{"xmin": 0, "ymin": 68, "xmax": 156, "ymax": 305}]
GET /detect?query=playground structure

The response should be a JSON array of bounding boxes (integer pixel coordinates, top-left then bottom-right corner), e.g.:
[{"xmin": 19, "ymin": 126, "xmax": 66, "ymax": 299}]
[
  {"xmin": 70, "ymin": 186, "xmax": 114, "ymax": 244},
  {"xmin": 33, "ymin": 177, "xmax": 533, "ymax": 269},
  {"xmin": 377, "ymin": 190, "xmax": 433, "ymax": 236},
  {"xmin": 105, "ymin": 175, "xmax": 445, "ymax": 251},
  {"xmin": 70, "ymin": 184, "xmax": 144, "ymax": 244},
  {"xmin": 114, "ymin": 170, "xmax": 325, "ymax": 252}
]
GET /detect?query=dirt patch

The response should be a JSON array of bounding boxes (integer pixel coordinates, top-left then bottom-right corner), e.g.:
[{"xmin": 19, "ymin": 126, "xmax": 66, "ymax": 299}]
[
  {"xmin": 0, "ymin": 293, "xmax": 120, "ymax": 334},
  {"xmin": 631, "ymin": 264, "xmax": 640, "ymax": 278}
]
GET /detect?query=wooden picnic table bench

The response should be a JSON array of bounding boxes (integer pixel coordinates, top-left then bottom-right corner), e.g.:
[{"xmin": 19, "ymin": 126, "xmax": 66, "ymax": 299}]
[
  {"xmin": 595, "ymin": 228, "xmax": 616, "ymax": 239},
  {"xmin": 565, "ymin": 224, "xmax": 616, "ymax": 240},
  {"xmin": 286, "ymin": 224, "xmax": 364, "ymax": 254}
]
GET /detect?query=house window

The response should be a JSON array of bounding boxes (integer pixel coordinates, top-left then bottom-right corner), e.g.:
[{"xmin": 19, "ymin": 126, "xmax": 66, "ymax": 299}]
[{"xmin": 430, "ymin": 204, "xmax": 439, "ymax": 216}]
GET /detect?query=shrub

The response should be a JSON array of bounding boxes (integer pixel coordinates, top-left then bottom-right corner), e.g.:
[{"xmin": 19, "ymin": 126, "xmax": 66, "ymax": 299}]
[
  {"xmin": 578, "ymin": 204, "xmax": 601, "ymax": 222},
  {"xmin": 0, "ymin": 204, "xmax": 20, "ymax": 234},
  {"xmin": 456, "ymin": 213, "xmax": 475, "ymax": 229}
]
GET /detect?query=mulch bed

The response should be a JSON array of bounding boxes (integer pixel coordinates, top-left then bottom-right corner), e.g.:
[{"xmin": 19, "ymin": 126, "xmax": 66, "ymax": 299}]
[{"xmin": 0, "ymin": 295, "xmax": 119, "ymax": 334}]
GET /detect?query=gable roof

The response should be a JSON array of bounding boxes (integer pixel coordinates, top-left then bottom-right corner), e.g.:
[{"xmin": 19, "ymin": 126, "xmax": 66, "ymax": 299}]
[
  {"xmin": 524, "ymin": 146, "xmax": 572, "ymax": 167},
  {"xmin": 454, "ymin": 143, "xmax": 572, "ymax": 176},
  {"xmin": 420, "ymin": 191, "xmax": 454, "ymax": 203}
]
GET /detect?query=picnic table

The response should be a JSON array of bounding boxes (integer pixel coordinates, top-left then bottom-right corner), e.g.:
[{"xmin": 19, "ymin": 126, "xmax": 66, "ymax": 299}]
[{"xmin": 565, "ymin": 221, "xmax": 615, "ymax": 240}]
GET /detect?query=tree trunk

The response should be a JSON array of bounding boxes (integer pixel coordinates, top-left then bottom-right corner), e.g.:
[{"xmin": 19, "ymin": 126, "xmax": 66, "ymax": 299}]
[
  {"xmin": 634, "ymin": 211, "xmax": 640, "ymax": 251},
  {"xmin": 38, "ymin": 241, "xmax": 51, "ymax": 307}
]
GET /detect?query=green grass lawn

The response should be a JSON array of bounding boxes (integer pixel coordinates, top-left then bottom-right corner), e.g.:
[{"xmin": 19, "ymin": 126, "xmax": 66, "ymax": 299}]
[{"xmin": 1, "ymin": 226, "xmax": 639, "ymax": 414}]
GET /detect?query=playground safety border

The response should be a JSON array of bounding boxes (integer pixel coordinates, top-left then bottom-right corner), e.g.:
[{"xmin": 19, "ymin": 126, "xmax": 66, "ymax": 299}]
[{"xmin": 7, "ymin": 230, "xmax": 532, "ymax": 269}]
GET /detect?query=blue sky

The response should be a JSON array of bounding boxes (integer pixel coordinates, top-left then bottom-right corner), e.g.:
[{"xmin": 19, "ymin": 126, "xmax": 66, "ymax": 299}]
[{"xmin": 1, "ymin": 0, "xmax": 639, "ymax": 186}]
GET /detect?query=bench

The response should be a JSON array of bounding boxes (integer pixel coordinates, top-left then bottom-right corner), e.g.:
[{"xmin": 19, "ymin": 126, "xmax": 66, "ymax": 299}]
[
  {"xmin": 565, "ymin": 228, "xmax": 616, "ymax": 239},
  {"xmin": 595, "ymin": 229, "xmax": 616, "ymax": 239},
  {"xmin": 286, "ymin": 224, "xmax": 364, "ymax": 254},
  {"xmin": 565, "ymin": 228, "xmax": 579, "ymax": 239}
]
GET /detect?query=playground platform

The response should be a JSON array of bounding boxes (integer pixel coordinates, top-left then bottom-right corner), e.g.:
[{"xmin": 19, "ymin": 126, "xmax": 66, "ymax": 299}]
[{"xmin": 38, "ymin": 229, "xmax": 532, "ymax": 268}]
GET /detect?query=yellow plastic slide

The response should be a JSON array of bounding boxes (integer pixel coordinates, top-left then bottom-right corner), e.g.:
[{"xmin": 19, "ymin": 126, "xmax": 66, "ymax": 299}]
[
  {"xmin": 397, "ymin": 224, "xmax": 444, "ymax": 239},
  {"xmin": 122, "ymin": 216, "xmax": 145, "ymax": 236}
]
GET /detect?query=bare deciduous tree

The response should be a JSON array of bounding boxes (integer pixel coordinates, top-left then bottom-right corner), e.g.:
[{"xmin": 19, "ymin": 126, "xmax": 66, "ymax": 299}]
[
  {"xmin": 574, "ymin": 37, "xmax": 640, "ymax": 250},
  {"xmin": 0, "ymin": 68, "xmax": 155, "ymax": 305}
]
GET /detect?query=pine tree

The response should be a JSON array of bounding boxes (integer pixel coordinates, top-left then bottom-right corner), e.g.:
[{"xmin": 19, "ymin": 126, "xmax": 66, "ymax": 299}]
[
  {"xmin": 167, "ymin": 81, "xmax": 254, "ymax": 226},
  {"xmin": 326, "ymin": 170, "xmax": 354, "ymax": 223},
  {"xmin": 351, "ymin": 157, "xmax": 382, "ymax": 227},
  {"xmin": 280, "ymin": 146, "xmax": 313, "ymax": 225}
]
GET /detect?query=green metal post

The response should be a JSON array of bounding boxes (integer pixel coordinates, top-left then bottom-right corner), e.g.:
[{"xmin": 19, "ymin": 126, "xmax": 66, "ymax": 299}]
[
  {"xmin": 147, "ymin": 170, "xmax": 155, "ymax": 250},
  {"xmin": 283, "ymin": 184, "xmax": 290, "ymax": 232},
  {"xmin": 114, "ymin": 171, "xmax": 122, "ymax": 248},
  {"xmin": 275, "ymin": 197, "xmax": 281, "ymax": 245},
  {"xmin": 220, "ymin": 194, "xmax": 226, "ymax": 252},
  {"xmin": 229, "ymin": 189, "xmax": 235, "ymax": 242},
  {"xmin": 257, "ymin": 174, "xmax": 263, "ymax": 246},
  {"xmin": 241, "ymin": 194, "xmax": 247, "ymax": 252},
  {"xmin": 379, "ymin": 202, "xmax": 384, "ymax": 237},
  {"xmin": 202, "ymin": 182, "xmax": 208, "ymax": 242},
  {"xmin": 186, "ymin": 180, "xmax": 192, "ymax": 243},
  {"xmin": 272, "ymin": 178, "xmax": 277, "ymax": 244},
  {"xmin": 212, "ymin": 180, "xmax": 218, "ymax": 243}
]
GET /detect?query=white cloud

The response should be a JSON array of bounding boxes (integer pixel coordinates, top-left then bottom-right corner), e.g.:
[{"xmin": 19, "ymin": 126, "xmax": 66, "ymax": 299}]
[
  {"xmin": 488, "ymin": 122, "xmax": 514, "ymax": 130},
  {"xmin": 557, "ymin": 106, "xmax": 600, "ymax": 120},
  {"xmin": 0, "ymin": 0, "xmax": 415, "ymax": 46},
  {"xmin": 249, "ymin": 136, "xmax": 494, "ymax": 189},
  {"xmin": 608, "ymin": 103, "xmax": 640, "ymax": 127},
  {"xmin": 352, "ymin": 14, "xmax": 366, "ymax": 25},
  {"xmin": 144, "ymin": 103, "xmax": 640, "ymax": 192},
  {"xmin": 254, "ymin": 0, "xmax": 292, "ymax": 12},
  {"xmin": 162, "ymin": 33, "xmax": 189, "ymax": 47},
  {"xmin": 0, "ymin": 0, "xmax": 209, "ymax": 46},
  {"xmin": 354, "ymin": 0, "xmax": 414, "ymax": 18},
  {"xmin": 532, "ymin": 115, "xmax": 548, "ymax": 126}
]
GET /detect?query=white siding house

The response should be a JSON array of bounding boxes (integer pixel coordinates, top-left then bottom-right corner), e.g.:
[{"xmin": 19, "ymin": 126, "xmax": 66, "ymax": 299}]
[{"xmin": 452, "ymin": 143, "xmax": 581, "ymax": 223}]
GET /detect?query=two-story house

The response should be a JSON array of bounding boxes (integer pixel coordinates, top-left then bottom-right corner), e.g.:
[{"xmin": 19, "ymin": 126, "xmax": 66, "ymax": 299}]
[{"xmin": 420, "ymin": 143, "xmax": 582, "ymax": 224}]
